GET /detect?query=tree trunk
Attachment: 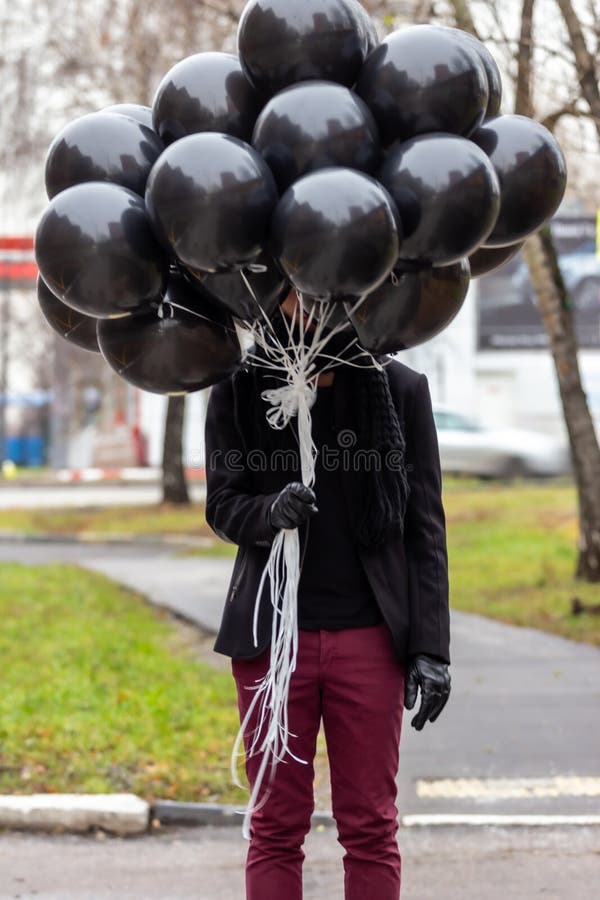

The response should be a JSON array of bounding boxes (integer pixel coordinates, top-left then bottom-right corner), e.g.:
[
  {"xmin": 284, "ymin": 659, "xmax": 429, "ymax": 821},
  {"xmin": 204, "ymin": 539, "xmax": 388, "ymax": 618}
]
[
  {"xmin": 556, "ymin": 0, "xmax": 600, "ymax": 134},
  {"xmin": 522, "ymin": 232, "xmax": 600, "ymax": 580},
  {"xmin": 162, "ymin": 395, "xmax": 190, "ymax": 505},
  {"xmin": 514, "ymin": 0, "xmax": 600, "ymax": 581},
  {"xmin": 452, "ymin": 0, "xmax": 600, "ymax": 581},
  {"xmin": 515, "ymin": 0, "xmax": 535, "ymax": 118}
]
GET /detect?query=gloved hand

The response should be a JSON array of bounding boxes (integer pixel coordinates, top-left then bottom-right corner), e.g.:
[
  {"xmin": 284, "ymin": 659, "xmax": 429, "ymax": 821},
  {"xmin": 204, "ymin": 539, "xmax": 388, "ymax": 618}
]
[
  {"xmin": 269, "ymin": 482, "xmax": 318, "ymax": 531},
  {"xmin": 404, "ymin": 653, "xmax": 451, "ymax": 731}
]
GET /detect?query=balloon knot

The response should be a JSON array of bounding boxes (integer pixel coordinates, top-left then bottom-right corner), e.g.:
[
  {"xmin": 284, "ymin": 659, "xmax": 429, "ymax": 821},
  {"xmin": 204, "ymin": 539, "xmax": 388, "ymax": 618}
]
[{"xmin": 261, "ymin": 374, "xmax": 316, "ymax": 430}]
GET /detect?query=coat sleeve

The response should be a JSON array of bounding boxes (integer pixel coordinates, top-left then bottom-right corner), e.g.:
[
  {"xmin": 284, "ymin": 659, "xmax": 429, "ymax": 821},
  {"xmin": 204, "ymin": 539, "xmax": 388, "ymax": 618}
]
[
  {"xmin": 204, "ymin": 377, "xmax": 281, "ymax": 548},
  {"xmin": 403, "ymin": 374, "xmax": 451, "ymax": 665}
]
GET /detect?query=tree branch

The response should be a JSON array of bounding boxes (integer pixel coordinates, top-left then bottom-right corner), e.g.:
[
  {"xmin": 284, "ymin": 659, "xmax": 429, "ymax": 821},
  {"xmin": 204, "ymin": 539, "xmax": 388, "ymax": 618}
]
[
  {"xmin": 515, "ymin": 0, "xmax": 535, "ymax": 116},
  {"xmin": 541, "ymin": 100, "xmax": 588, "ymax": 132},
  {"xmin": 556, "ymin": 0, "xmax": 600, "ymax": 144},
  {"xmin": 448, "ymin": 0, "xmax": 480, "ymax": 37}
]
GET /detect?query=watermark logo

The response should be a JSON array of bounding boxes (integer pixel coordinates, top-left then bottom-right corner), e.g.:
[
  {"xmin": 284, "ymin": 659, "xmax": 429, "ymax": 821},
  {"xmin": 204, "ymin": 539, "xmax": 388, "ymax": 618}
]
[{"xmin": 208, "ymin": 429, "xmax": 406, "ymax": 475}]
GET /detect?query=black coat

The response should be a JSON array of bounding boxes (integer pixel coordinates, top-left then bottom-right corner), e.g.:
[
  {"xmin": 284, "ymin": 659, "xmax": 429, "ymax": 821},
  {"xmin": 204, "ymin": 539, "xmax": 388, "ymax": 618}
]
[{"xmin": 204, "ymin": 359, "xmax": 450, "ymax": 665}]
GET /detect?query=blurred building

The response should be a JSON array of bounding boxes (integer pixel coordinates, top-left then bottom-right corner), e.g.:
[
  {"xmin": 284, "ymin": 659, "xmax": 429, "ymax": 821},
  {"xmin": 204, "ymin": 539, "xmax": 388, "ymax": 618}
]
[
  {"xmin": 2, "ymin": 211, "xmax": 599, "ymax": 471},
  {"xmin": 0, "ymin": 237, "xmax": 209, "ymax": 470}
]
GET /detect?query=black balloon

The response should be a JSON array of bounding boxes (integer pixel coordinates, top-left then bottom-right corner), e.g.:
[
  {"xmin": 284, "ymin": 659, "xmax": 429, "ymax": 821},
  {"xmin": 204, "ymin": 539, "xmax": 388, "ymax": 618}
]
[
  {"xmin": 270, "ymin": 167, "xmax": 400, "ymax": 301},
  {"xmin": 379, "ymin": 133, "xmax": 500, "ymax": 266},
  {"xmin": 469, "ymin": 241, "xmax": 523, "ymax": 278},
  {"xmin": 45, "ymin": 111, "xmax": 163, "ymax": 199},
  {"xmin": 238, "ymin": 0, "xmax": 372, "ymax": 98},
  {"xmin": 471, "ymin": 115, "xmax": 567, "ymax": 247},
  {"xmin": 252, "ymin": 80, "xmax": 381, "ymax": 192},
  {"xmin": 152, "ymin": 52, "xmax": 262, "ymax": 145},
  {"xmin": 197, "ymin": 254, "xmax": 290, "ymax": 322},
  {"xmin": 443, "ymin": 27, "xmax": 502, "ymax": 120},
  {"xmin": 348, "ymin": 260, "xmax": 471, "ymax": 353},
  {"xmin": 102, "ymin": 104, "xmax": 155, "ymax": 129},
  {"xmin": 356, "ymin": 25, "xmax": 489, "ymax": 145},
  {"xmin": 37, "ymin": 276, "xmax": 100, "ymax": 353},
  {"xmin": 35, "ymin": 182, "xmax": 167, "ymax": 318},
  {"xmin": 146, "ymin": 132, "xmax": 278, "ymax": 273},
  {"xmin": 97, "ymin": 276, "xmax": 241, "ymax": 395}
]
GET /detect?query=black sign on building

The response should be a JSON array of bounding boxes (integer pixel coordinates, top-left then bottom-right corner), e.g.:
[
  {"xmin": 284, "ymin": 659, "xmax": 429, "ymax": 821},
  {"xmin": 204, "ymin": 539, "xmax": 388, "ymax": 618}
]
[{"xmin": 477, "ymin": 217, "xmax": 600, "ymax": 351}]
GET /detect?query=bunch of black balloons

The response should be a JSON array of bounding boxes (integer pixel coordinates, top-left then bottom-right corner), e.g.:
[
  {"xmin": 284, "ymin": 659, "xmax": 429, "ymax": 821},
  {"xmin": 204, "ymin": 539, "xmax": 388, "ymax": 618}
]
[{"xmin": 35, "ymin": 0, "xmax": 567, "ymax": 393}]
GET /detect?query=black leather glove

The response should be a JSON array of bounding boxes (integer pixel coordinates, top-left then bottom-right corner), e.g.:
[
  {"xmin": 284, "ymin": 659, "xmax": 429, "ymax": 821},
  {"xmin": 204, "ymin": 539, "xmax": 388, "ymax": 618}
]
[
  {"xmin": 269, "ymin": 482, "xmax": 318, "ymax": 531},
  {"xmin": 404, "ymin": 653, "xmax": 451, "ymax": 731}
]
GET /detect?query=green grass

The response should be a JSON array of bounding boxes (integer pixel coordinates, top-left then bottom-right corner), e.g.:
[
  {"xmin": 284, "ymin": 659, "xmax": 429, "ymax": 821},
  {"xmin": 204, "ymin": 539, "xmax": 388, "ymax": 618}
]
[
  {"xmin": 443, "ymin": 479, "xmax": 600, "ymax": 647},
  {"xmin": 0, "ymin": 503, "xmax": 213, "ymax": 538},
  {"xmin": 0, "ymin": 563, "xmax": 248, "ymax": 803}
]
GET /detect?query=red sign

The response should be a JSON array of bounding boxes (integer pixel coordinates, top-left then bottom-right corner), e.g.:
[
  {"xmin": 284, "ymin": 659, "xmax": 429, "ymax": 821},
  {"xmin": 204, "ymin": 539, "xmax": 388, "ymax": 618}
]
[
  {"xmin": 0, "ymin": 236, "xmax": 34, "ymax": 251},
  {"xmin": 0, "ymin": 236, "xmax": 37, "ymax": 283}
]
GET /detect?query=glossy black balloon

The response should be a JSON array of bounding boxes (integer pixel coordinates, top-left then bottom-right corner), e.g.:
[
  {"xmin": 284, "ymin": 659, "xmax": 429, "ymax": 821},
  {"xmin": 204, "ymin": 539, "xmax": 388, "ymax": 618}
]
[
  {"xmin": 97, "ymin": 276, "xmax": 241, "ymax": 395},
  {"xmin": 443, "ymin": 27, "xmax": 502, "ymax": 120},
  {"xmin": 146, "ymin": 133, "xmax": 278, "ymax": 273},
  {"xmin": 379, "ymin": 133, "xmax": 500, "ymax": 265},
  {"xmin": 103, "ymin": 104, "xmax": 155, "ymax": 129},
  {"xmin": 196, "ymin": 254, "xmax": 289, "ymax": 322},
  {"xmin": 238, "ymin": 0, "xmax": 371, "ymax": 98},
  {"xmin": 152, "ymin": 52, "xmax": 262, "ymax": 145},
  {"xmin": 348, "ymin": 260, "xmax": 471, "ymax": 353},
  {"xmin": 471, "ymin": 115, "xmax": 568, "ymax": 247},
  {"xmin": 356, "ymin": 24, "xmax": 489, "ymax": 145},
  {"xmin": 469, "ymin": 241, "xmax": 523, "ymax": 278},
  {"xmin": 252, "ymin": 80, "xmax": 380, "ymax": 192},
  {"xmin": 45, "ymin": 112, "xmax": 163, "ymax": 199},
  {"xmin": 271, "ymin": 167, "xmax": 400, "ymax": 301},
  {"xmin": 37, "ymin": 276, "xmax": 100, "ymax": 353},
  {"xmin": 35, "ymin": 182, "xmax": 167, "ymax": 318}
]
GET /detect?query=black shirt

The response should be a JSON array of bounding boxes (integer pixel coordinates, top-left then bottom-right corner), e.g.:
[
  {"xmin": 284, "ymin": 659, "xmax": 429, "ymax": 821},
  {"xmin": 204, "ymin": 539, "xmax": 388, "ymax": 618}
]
[{"xmin": 297, "ymin": 382, "xmax": 383, "ymax": 631}]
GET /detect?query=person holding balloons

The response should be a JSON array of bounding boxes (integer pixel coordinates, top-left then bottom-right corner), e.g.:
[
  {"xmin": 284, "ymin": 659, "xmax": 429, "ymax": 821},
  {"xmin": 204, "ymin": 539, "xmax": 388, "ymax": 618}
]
[{"xmin": 204, "ymin": 287, "xmax": 452, "ymax": 900}]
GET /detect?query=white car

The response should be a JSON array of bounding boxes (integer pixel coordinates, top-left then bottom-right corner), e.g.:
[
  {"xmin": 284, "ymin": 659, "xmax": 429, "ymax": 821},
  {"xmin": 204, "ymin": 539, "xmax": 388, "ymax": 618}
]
[{"xmin": 432, "ymin": 407, "xmax": 571, "ymax": 479}]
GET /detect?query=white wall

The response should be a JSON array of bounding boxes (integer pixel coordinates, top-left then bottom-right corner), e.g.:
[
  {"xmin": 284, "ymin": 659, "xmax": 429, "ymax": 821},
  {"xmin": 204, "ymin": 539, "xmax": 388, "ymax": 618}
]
[
  {"xmin": 395, "ymin": 279, "xmax": 600, "ymax": 440},
  {"xmin": 398, "ymin": 281, "xmax": 479, "ymax": 412}
]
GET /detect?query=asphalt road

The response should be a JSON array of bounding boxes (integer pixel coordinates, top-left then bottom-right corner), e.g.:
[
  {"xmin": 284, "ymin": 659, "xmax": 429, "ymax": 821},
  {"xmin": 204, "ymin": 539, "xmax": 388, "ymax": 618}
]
[{"xmin": 1, "ymin": 824, "xmax": 599, "ymax": 899}]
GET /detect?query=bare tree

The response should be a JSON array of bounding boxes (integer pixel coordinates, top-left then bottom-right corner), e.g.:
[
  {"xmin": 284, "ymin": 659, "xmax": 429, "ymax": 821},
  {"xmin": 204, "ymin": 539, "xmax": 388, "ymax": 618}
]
[{"xmin": 444, "ymin": 0, "xmax": 600, "ymax": 581}]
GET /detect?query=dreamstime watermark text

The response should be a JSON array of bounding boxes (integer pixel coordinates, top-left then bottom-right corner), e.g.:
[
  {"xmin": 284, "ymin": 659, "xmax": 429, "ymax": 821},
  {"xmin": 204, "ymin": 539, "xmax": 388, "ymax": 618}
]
[{"xmin": 207, "ymin": 429, "xmax": 407, "ymax": 474}]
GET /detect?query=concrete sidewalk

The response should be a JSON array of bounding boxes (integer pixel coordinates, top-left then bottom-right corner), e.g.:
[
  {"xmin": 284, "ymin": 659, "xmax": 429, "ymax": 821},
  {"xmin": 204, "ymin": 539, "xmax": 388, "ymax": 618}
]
[{"xmin": 2, "ymin": 823, "xmax": 599, "ymax": 899}]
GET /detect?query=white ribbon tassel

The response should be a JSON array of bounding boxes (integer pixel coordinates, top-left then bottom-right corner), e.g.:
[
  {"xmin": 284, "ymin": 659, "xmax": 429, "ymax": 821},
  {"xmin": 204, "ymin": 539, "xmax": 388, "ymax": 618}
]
[{"xmin": 233, "ymin": 366, "xmax": 317, "ymax": 840}]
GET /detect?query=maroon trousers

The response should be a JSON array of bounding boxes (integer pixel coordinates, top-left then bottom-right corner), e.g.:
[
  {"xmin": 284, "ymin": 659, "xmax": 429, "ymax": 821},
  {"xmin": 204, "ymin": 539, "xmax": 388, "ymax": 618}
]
[{"xmin": 232, "ymin": 623, "xmax": 406, "ymax": 900}]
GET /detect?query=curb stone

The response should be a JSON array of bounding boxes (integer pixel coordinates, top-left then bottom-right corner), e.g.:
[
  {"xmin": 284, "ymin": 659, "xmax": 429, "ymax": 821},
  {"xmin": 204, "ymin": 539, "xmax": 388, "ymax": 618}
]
[
  {"xmin": 2, "ymin": 796, "xmax": 600, "ymax": 836},
  {"xmin": 151, "ymin": 800, "xmax": 335, "ymax": 829},
  {"xmin": 0, "ymin": 796, "xmax": 334, "ymax": 835},
  {"xmin": 0, "ymin": 793, "xmax": 149, "ymax": 836}
]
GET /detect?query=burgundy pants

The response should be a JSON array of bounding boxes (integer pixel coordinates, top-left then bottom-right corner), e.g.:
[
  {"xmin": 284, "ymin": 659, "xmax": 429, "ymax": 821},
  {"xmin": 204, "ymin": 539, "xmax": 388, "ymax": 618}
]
[{"xmin": 232, "ymin": 623, "xmax": 406, "ymax": 900}]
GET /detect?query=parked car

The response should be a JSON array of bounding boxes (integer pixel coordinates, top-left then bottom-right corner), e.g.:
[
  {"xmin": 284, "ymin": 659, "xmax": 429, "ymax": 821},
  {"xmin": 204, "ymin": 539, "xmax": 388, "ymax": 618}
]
[
  {"xmin": 511, "ymin": 240, "xmax": 600, "ymax": 313},
  {"xmin": 432, "ymin": 407, "xmax": 570, "ymax": 479}
]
